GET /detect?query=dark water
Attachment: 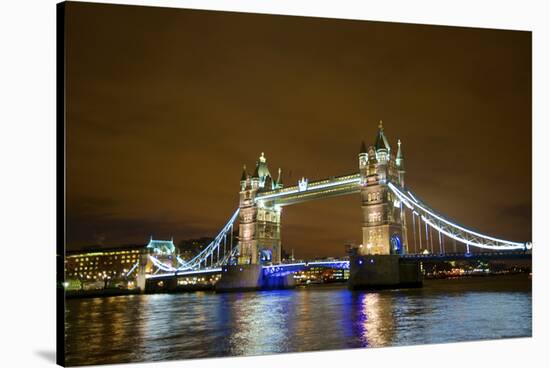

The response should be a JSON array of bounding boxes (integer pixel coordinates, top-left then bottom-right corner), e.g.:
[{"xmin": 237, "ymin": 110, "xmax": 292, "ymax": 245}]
[{"xmin": 65, "ymin": 275, "xmax": 532, "ymax": 366}]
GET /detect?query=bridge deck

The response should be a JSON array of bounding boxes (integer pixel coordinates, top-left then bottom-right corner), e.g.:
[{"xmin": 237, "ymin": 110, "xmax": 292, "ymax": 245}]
[
  {"xmin": 255, "ymin": 173, "xmax": 361, "ymax": 206},
  {"xmin": 147, "ymin": 252, "xmax": 530, "ymax": 280}
]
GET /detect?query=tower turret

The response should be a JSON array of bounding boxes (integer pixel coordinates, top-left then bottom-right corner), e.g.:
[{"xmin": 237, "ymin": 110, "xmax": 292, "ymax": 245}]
[
  {"xmin": 367, "ymin": 145, "xmax": 378, "ymax": 177},
  {"xmin": 251, "ymin": 161, "xmax": 260, "ymax": 189},
  {"xmin": 240, "ymin": 165, "xmax": 248, "ymax": 191},
  {"xmin": 359, "ymin": 140, "xmax": 368, "ymax": 167},
  {"xmin": 359, "ymin": 141, "xmax": 368, "ymax": 185},
  {"xmin": 275, "ymin": 167, "xmax": 283, "ymax": 189},
  {"xmin": 396, "ymin": 139, "xmax": 405, "ymax": 187},
  {"xmin": 373, "ymin": 120, "xmax": 393, "ymax": 183}
]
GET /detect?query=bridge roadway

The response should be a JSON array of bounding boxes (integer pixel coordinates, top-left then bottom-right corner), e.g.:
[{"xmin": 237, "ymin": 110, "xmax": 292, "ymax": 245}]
[
  {"xmin": 146, "ymin": 252, "xmax": 531, "ymax": 281},
  {"xmin": 255, "ymin": 173, "xmax": 361, "ymax": 206}
]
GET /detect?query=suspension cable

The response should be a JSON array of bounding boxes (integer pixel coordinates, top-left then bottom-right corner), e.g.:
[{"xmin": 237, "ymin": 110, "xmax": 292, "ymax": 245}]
[{"xmin": 388, "ymin": 183, "xmax": 528, "ymax": 251}]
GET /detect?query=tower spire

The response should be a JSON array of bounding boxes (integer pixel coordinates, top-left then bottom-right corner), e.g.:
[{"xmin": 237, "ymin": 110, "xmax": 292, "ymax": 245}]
[
  {"xmin": 396, "ymin": 139, "xmax": 405, "ymax": 170},
  {"xmin": 397, "ymin": 139, "xmax": 404, "ymax": 158},
  {"xmin": 374, "ymin": 120, "xmax": 391, "ymax": 152},
  {"xmin": 276, "ymin": 167, "xmax": 283, "ymax": 187}
]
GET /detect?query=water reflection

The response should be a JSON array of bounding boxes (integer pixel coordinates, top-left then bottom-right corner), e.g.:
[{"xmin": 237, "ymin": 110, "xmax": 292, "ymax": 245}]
[
  {"xmin": 225, "ymin": 292, "xmax": 294, "ymax": 355},
  {"xmin": 353, "ymin": 292, "xmax": 396, "ymax": 347},
  {"xmin": 65, "ymin": 277, "xmax": 532, "ymax": 366}
]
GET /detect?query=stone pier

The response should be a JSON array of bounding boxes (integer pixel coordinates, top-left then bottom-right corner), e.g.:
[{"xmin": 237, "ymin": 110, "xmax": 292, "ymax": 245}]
[
  {"xmin": 348, "ymin": 254, "xmax": 422, "ymax": 290},
  {"xmin": 215, "ymin": 265, "xmax": 295, "ymax": 292}
]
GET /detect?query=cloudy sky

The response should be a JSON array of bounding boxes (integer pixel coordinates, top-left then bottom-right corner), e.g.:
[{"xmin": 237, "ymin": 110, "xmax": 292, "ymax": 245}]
[{"xmin": 65, "ymin": 2, "xmax": 531, "ymax": 257}]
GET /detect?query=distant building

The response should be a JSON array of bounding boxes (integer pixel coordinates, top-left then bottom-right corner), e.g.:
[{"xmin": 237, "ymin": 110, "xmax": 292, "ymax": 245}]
[
  {"xmin": 64, "ymin": 238, "xmax": 177, "ymax": 290},
  {"xmin": 294, "ymin": 267, "xmax": 350, "ymax": 284}
]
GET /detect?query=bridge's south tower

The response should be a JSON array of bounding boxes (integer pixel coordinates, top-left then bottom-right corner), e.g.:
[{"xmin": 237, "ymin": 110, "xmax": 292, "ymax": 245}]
[
  {"xmin": 237, "ymin": 153, "xmax": 282, "ymax": 265},
  {"xmin": 359, "ymin": 121, "xmax": 407, "ymax": 255}
]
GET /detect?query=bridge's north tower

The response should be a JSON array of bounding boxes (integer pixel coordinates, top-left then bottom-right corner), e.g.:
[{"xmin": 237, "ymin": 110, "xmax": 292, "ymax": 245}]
[
  {"xmin": 359, "ymin": 121, "xmax": 408, "ymax": 255},
  {"xmin": 237, "ymin": 153, "xmax": 283, "ymax": 265}
]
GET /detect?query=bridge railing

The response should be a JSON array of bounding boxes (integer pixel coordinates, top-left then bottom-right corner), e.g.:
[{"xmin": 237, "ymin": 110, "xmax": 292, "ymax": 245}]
[{"xmin": 256, "ymin": 173, "xmax": 360, "ymax": 201}]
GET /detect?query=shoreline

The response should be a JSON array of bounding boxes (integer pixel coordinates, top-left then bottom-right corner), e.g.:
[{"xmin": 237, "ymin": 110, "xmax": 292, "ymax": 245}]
[{"xmin": 64, "ymin": 272, "xmax": 531, "ymax": 299}]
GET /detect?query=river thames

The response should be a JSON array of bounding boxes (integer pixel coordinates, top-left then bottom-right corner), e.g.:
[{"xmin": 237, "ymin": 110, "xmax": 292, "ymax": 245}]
[{"xmin": 65, "ymin": 275, "xmax": 531, "ymax": 366}]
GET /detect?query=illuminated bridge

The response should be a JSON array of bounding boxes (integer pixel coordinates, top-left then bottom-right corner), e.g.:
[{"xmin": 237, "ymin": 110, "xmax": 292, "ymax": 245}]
[
  {"xmin": 146, "ymin": 260, "xmax": 351, "ymax": 282},
  {"xmin": 143, "ymin": 121, "xmax": 531, "ymax": 291}
]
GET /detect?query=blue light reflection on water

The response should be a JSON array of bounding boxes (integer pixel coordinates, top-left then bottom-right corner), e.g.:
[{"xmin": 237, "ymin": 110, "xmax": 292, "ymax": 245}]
[{"xmin": 65, "ymin": 276, "xmax": 531, "ymax": 366}]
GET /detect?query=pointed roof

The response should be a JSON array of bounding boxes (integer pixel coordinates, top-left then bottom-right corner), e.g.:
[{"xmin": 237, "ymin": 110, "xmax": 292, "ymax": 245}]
[
  {"xmin": 397, "ymin": 139, "xmax": 404, "ymax": 159},
  {"xmin": 360, "ymin": 140, "xmax": 367, "ymax": 154},
  {"xmin": 374, "ymin": 120, "xmax": 391, "ymax": 152},
  {"xmin": 396, "ymin": 139, "xmax": 405, "ymax": 169},
  {"xmin": 240, "ymin": 165, "xmax": 248, "ymax": 181}
]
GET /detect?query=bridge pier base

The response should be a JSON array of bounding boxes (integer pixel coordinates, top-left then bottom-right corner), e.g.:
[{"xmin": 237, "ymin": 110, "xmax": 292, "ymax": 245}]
[
  {"xmin": 348, "ymin": 255, "xmax": 423, "ymax": 290},
  {"xmin": 215, "ymin": 265, "xmax": 295, "ymax": 292}
]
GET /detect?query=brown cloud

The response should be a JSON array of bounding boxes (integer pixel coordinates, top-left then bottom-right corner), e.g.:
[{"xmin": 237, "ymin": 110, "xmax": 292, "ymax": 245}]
[{"xmin": 65, "ymin": 3, "xmax": 531, "ymax": 257}]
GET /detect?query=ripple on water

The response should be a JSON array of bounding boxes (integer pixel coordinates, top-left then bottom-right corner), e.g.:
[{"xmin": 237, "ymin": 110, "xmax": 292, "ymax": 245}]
[{"xmin": 65, "ymin": 276, "xmax": 531, "ymax": 366}]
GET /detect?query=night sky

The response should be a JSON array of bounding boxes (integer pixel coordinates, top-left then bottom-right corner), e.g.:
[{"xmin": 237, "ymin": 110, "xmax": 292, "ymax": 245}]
[{"xmin": 65, "ymin": 2, "xmax": 531, "ymax": 258}]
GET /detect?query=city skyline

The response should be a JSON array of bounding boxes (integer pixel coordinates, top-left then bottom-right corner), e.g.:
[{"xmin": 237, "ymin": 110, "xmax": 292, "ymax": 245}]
[{"xmin": 65, "ymin": 2, "xmax": 531, "ymax": 258}]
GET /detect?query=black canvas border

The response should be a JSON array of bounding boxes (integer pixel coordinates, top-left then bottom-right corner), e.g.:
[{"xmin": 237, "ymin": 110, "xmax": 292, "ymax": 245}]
[{"xmin": 56, "ymin": 2, "xmax": 66, "ymax": 367}]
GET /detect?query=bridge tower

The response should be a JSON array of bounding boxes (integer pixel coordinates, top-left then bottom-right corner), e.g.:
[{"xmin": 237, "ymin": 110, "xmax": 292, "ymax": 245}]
[
  {"xmin": 237, "ymin": 153, "xmax": 282, "ymax": 265},
  {"xmin": 217, "ymin": 153, "xmax": 290, "ymax": 291},
  {"xmin": 350, "ymin": 121, "xmax": 421, "ymax": 290},
  {"xmin": 359, "ymin": 121, "xmax": 406, "ymax": 255}
]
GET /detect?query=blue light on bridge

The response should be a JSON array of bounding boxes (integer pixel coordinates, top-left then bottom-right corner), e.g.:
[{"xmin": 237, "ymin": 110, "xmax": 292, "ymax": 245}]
[{"xmin": 391, "ymin": 233, "xmax": 403, "ymax": 255}]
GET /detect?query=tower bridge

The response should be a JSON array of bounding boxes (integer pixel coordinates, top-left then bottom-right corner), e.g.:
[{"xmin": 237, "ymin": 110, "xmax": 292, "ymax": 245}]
[{"xmin": 144, "ymin": 121, "xmax": 531, "ymax": 292}]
